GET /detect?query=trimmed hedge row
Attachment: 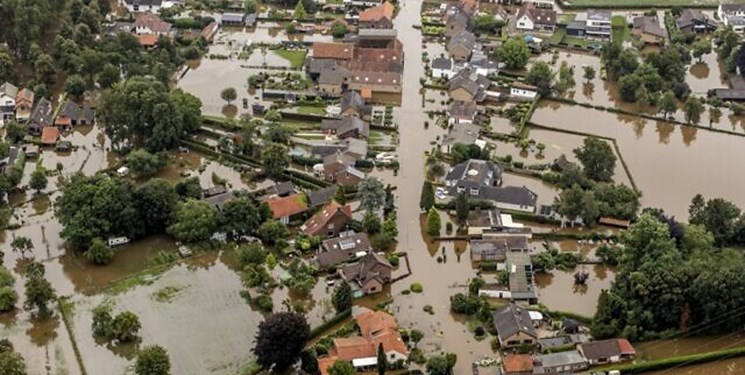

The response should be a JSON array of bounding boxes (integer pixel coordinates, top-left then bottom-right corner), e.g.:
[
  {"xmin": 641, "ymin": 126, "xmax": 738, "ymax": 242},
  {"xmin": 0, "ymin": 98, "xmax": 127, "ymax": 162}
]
[
  {"xmin": 309, "ymin": 308, "xmax": 352, "ymax": 340},
  {"xmin": 598, "ymin": 346, "xmax": 745, "ymax": 374}
]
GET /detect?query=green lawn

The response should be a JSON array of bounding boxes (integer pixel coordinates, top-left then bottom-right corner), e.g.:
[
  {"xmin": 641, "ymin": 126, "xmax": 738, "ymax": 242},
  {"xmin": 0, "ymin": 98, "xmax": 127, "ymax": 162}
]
[
  {"xmin": 368, "ymin": 131, "xmax": 385, "ymax": 145},
  {"xmin": 274, "ymin": 49, "xmax": 308, "ymax": 69},
  {"xmin": 549, "ymin": 28, "xmax": 567, "ymax": 45},
  {"xmin": 562, "ymin": 0, "xmax": 745, "ymax": 7},
  {"xmin": 296, "ymin": 106, "xmax": 326, "ymax": 115},
  {"xmin": 611, "ymin": 15, "xmax": 630, "ymax": 45}
]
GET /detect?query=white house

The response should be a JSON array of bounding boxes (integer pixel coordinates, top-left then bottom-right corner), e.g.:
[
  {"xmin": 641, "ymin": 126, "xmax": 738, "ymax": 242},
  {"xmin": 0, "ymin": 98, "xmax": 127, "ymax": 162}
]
[
  {"xmin": 0, "ymin": 82, "xmax": 18, "ymax": 125},
  {"xmin": 132, "ymin": 12, "xmax": 173, "ymax": 35},
  {"xmin": 719, "ymin": 4, "xmax": 745, "ymax": 32},
  {"xmin": 431, "ymin": 57, "xmax": 454, "ymax": 79},
  {"xmin": 516, "ymin": 11, "xmax": 535, "ymax": 31},
  {"xmin": 510, "ymin": 82, "xmax": 538, "ymax": 100}
]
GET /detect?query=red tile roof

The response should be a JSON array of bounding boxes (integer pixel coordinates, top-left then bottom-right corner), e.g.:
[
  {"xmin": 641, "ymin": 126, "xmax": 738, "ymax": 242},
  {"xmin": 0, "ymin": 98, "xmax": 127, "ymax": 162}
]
[
  {"xmin": 359, "ymin": 1, "xmax": 394, "ymax": 22},
  {"xmin": 356, "ymin": 309, "xmax": 408, "ymax": 357},
  {"xmin": 333, "ymin": 337, "xmax": 376, "ymax": 360},
  {"xmin": 618, "ymin": 338, "xmax": 636, "ymax": 355},
  {"xmin": 40, "ymin": 127, "xmax": 60, "ymax": 145},
  {"xmin": 313, "ymin": 42, "xmax": 354, "ymax": 60},
  {"xmin": 266, "ymin": 194, "xmax": 308, "ymax": 219},
  {"xmin": 503, "ymin": 354, "xmax": 534, "ymax": 373},
  {"xmin": 317, "ymin": 357, "xmax": 339, "ymax": 375},
  {"xmin": 138, "ymin": 34, "xmax": 159, "ymax": 47},
  {"xmin": 134, "ymin": 12, "xmax": 172, "ymax": 34}
]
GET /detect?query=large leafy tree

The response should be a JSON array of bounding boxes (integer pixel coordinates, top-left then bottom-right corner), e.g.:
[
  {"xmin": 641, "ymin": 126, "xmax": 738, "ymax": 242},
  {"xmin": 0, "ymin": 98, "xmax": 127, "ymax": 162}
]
[
  {"xmin": 358, "ymin": 177, "xmax": 385, "ymax": 214},
  {"xmin": 496, "ymin": 37, "xmax": 530, "ymax": 69},
  {"xmin": 135, "ymin": 345, "xmax": 171, "ymax": 375},
  {"xmin": 260, "ymin": 143, "xmax": 290, "ymax": 180},
  {"xmin": 253, "ymin": 312, "xmax": 310, "ymax": 370},
  {"xmin": 218, "ymin": 197, "xmax": 262, "ymax": 239},
  {"xmin": 23, "ymin": 262, "xmax": 56, "ymax": 316},
  {"xmin": 332, "ymin": 281, "xmax": 352, "ymax": 314},
  {"xmin": 525, "ymin": 61, "xmax": 555, "ymax": 96},
  {"xmin": 688, "ymin": 194, "xmax": 741, "ymax": 246},
  {"xmin": 328, "ymin": 360, "xmax": 355, "ymax": 375},
  {"xmin": 167, "ymin": 199, "xmax": 217, "ymax": 243},
  {"xmin": 0, "ymin": 339, "xmax": 26, "ymax": 375},
  {"xmin": 419, "ymin": 181, "xmax": 434, "ymax": 212},
  {"xmin": 135, "ymin": 178, "xmax": 178, "ymax": 234},
  {"xmin": 555, "ymin": 184, "xmax": 599, "ymax": 225},
  {"xmin": 573, "ymin": 137, "xmax": 616, "ymax": 182}
]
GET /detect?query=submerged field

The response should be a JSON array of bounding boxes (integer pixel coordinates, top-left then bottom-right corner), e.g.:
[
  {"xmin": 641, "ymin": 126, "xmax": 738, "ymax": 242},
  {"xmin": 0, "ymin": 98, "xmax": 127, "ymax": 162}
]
[{"xmin": 560, "ymin": 0, "xmax": 745, "ymax": 7}]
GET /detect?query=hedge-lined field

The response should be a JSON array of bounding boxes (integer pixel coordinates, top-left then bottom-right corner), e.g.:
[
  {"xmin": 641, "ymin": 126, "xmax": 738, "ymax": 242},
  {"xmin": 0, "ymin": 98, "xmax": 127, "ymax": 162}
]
[{"xmin": 558, "ymin": 0, "xmax": 745, "ymax": 8}]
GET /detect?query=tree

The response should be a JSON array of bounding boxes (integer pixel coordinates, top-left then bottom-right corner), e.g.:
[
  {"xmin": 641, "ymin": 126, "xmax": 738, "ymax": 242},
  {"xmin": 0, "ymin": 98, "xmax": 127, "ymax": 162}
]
[
  {"xmin": 358, "ymin": 177, "xmax": 385, "ymax": 213},
  {"xmin": 555, "ymin": 184, "xmax": 599, "ymax": 225},
  {"xmin": 175, "ymin": 177, "xmax": 202, "ymax": 200},
  {"xmin": 658, "ymin": 91, "xmax": 677, "ymax": 118},
  {"xmin": 362, "ymin": 211, "xmax": 382, "ymax": 234},
  {"xmin": 684, "ymin": 96, "xmax": 703, "ymax": 125},
  {"xmin": 264, "ymin": 109, "xmax": 282, "ymax": 123},
  {"xmin": 125, "ymin": 149, "xmax": 166, "ymax": 177},
  {"xmin": 91, "ymin": 303, "xmax": 114, "ymax": 337},
  {"xmin": 426, "ymin": 355, "xmax": 450, "ymax": 375},
  {"xmin": 332, "ymin": 281, "xmax": 352, "ymax": 314},
  {"xmin": 111, "ymin": 311, "xmax": 141, "ymax": 342},
  {"xmin": 5, "ymin": 121, "xmax": 27, "ymax": 144},
  {"xmin": 331, "ymin": 24, "xmax": 347, "ymax": 38},
  {"xmin": 218, "ymin": 197, "xmax": 261, "ymax": 238},
  {"xmin": 692, "ymin": 39, "xmax": 712, "ymax": 62},
  {"xmin": 593, "ymin": 183, "xmax": 640, "ymax": 220},
  {"xmin": 0, "ymin": 267, "xmax": 17, "ymax": 312},
  {"xmin": 34, "ymin": 53, "xmax": 56, "ymax": 83},
  {"xmin": 410, "ymin": 329, "xmax": 423, "ymax": 348},
  {"xmin": 23, "ymin": 262, "xmax": 56, "ymax": 316},
  {"xmin": 454, "ymin": 193, "xmax": 469, "ymax": 224},
  {"xmin": 377, "ymin": 343, "xmax": 386, "ymax": 375},
  {"xmin": 65, "ymin": 74, "xmax": 86, "ymax": 98},
  {"xmin": 253, "ymin": 312, "xmax": 310, "ymax": 370},
  {"xmin": 167, "ymin": 199, "xmax": 217, "ymax": 243},
  {"xmin": 574, "ymin": 137, "xmax": 616, "ymax": 182},
  {"xmin": 471, "ymin": 14, "xmax": 498, "ymax": 32},
  {"xmin": 85, "ymin": 238, "xmax": 113, "ymax": 265},
  {"xmin": 328, "ymin": 360, "xmax": 355, "ymax": 375},
  {"xmin": 135, "ymin": 178, "xmax": 178, "ymax": 234},
  {"xmin": 525, "ymin": 61, "xmax": 554, "ymax": 96},
  {"xmin": 426, "ymin": 207, "xmax": 441, "ymax": 236},
  {"xmin": 244, "ymin": 0, "xmax": 257, "ymax": 13},
  {"xmin": 98, "ymin": 63, "xmax": 120, "ymax": 89},
  {"xmin": 220, "ymin": 87, "xmax": 237, "ymax": 105},
  {"xmin": 11, "ymin": 236, "xmax": 33, "ymax": 259},
  {"xmin": 294, "ymin": 1, "xmax": 307, "ymax": 20},
  {"xmin": 29, "ymin": 166, "xmax": 48, "ymax": 193},
  {"xmin": 583, "ymin": 66, "xmax": 596, "ymax": 83},
  {"xmin": 536, "ymin": 143, "xmax": 546, "ymax": 156},
  {"xmin": 261, "ymin": 143, "xmax": 290, "ymax": 180},
  {"xmin": 497, "ymin": 37, "xmax": 530, "ymax": 69},
  {"xmin": 333, "ymin": 186, "xmax": 346, "ymax": 205},
  {"xmin": 257, "ymin": 220, "xmax": 288, "ymax": 245},
  {"xmin": 556, "ymin": 61, "xmax": 575, "ymax": 93},
  {"xmin": 419, "ymin": 181, "xmax": 435, "ymax": 212},
  {"xmin": 0, "ymin": 347, "xmax": 26, "ymax": 375},
  {"xmin": 689, "ymin": 195, "xmax": 741, "ymax": 246},
  {"xmin": 135, "ymin": 345, "xmax": 171, "ymax": 375}
]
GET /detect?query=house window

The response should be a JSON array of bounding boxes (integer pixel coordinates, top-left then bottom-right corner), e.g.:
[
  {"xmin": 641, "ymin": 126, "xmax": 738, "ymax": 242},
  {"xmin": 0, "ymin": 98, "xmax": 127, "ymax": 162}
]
[
  {"xmin": 370, "ymin": 286, "xmax": 377, "ymax": 292},
  {"xmin": 523, "ymin": 339, "xmax": 533, "ymax": 344},
  {"xmin": 470, "ymin": 188, "xmax": 479, "ymax": 196},
  {"xmin": 507, "ymin": 340, "xmax": 519, "ymax": 346},
  {"xmin": 328, "ymin": 224, "xmax": 334, "ymax": 230},
  {"xmin": 457, "ymin": 186, "xmax": 465, "ymax": 193}
]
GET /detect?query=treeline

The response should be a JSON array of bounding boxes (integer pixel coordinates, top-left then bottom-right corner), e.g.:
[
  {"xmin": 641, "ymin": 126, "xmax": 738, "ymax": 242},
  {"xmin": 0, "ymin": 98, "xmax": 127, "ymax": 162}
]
[{"xmin": 592, "ymin": 207, "xmax": 745, "ymax": 341}]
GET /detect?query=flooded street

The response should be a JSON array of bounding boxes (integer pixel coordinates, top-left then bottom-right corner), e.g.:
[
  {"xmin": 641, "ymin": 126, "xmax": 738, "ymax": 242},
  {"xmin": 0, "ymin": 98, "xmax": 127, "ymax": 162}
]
[{"xmin": 531, "ymin": 101, "xmax": 745, "ymax": 219}]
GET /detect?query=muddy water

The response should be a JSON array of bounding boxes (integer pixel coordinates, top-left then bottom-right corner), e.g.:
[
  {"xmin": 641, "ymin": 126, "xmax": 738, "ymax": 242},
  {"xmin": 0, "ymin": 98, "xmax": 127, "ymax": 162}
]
[
  {"xmin": 644, "ymin": 358, "xmax": 745, "ymax": 374},
  {"xmin": 637, "ymin": 335, "xmax": 745, "ymax": 375},
  {"xmin": 687, "ymin": 50, "xmax": 727, "ymax": 96},
  {"xmin": 501, "ymin": 172, "xmax": 560, "ymax": 208},
  {"xmin": 534, "ymin": 266, "xmax": 615, "ymax": 317},
  {"xmin": 531, "ymin": 101, "xmax": 745, "ymax": 219}
]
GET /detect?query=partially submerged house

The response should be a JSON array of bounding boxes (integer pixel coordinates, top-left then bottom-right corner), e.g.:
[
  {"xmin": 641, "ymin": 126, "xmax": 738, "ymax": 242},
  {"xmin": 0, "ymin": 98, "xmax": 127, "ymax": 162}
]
[
  {"xmin": 301, "ymin": 201, "xmax": 353, "ymax": 237},
  {"xmin": 0, "ymin": 82, "xmax": 18, "ymax": 124},
  {"xmin": 492, "ymin": 304, "xmax": 538, "ymax": 348},
  {"xmin": 448, "ymin": 101, "xmax": 478, "ymax": 125},
  {"xmin": 447, "ymin": 30, "xmax": 476, "ymax": 62},
  {"xmin": 718, "ymin": 3, "xmax": 745, "ymax": 32},
  {"xmin": 442, "ymin": 122, "xmax": 481, "ymax": 154},
  {"xmin": 448, "ymin": 66, "xmax": 490, "ymax": 102},
  {"xmin": 578, "ymin": 339, "xmax": 636, "ymax": 365},
  {"xmin": 444, "ymin": 11, "xmax": 469, "ymax": 37},
  {"xmin": 502, "ymin": 354, "xmax": 533, "ymax": 375},
  {"xmin": 317, "ymin": 232, "xmax": 372, "ymax": 269},
  {"xmin": 321, "ymin": 117, "xmax": 369, "ymax": 139},
  {"xmin": 533, "ymin": 350, "xmax": 589, "ymax": 374},
  {"xmin": 339, "ymin": 252, "xmax": 392, "ymax": 297},
  {"xmin": 41, "ymin": 127, "xmax": 61, "ymax": 146},
  {"xmin": 506, "ymin": 250, "xmax": 536, "ymax": 301},
  {"xmin": 466, "ymin": 209, "xmax": 531, "ymax": 238},
  {"xmin": 431, "ymin": 57, "xmax": 455, "ymax": 80},
  {"xmin": 132, "ymin": 12, "xmax": 172, "ymax": 35},
  {"xmin": 340, "ymin": 90, "xmax": 372, "ymax": 120},
  {"xmin": 510, "ymin": 82, "xmax": 539, "ymax": 100},
  {"xmin": 469, "ymin": 236, "xmax": 529, "ymax": 262}
]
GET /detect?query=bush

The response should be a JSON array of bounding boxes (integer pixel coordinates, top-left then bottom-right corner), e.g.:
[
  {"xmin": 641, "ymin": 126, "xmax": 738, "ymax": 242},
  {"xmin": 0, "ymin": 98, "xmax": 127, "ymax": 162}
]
[
  {"xmin": 254, "ymin": 293, "xmax": 273, "ymax": 312},
  {"xmin": 410, "ymin": 282, "xmax": 423, "ymax": 293},
  {"xmin": 387, "ymin": 253, "xmax": 400, "ymax": 267},
  {"xmin": 490, "ymin": 337, "xmax": 500, "ymax": 351},
  {"xmin": 409, "ymin": 348, "xmax": 426, "ymax": 364},
  {"xmin": 423, "ymin": 305, "xmax": 434, "ymax": 314},
  {"xmin": 474, "ymin": 326, "xmax": 485, "ymax": 337},
  {"xmin": 445, "ymin": 222, "xmax": 453, "ymax": 233}
]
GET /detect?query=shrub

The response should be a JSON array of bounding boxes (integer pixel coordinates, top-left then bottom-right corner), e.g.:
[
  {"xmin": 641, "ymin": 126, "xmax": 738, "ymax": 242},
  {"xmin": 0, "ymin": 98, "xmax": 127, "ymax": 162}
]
[
  {"xmin": 410, "ymin": 283, "xmax": 423, "ymax": 293},
  {"xmin": 474, "ymin": 326, "xmax": 485, "ymax": 337},
  {"xmin": 409, "ymin": 348, "xmax": 426, "ymax": 364},
  {"xmin": 423, "ymin": 305, "xmax": 434, "ymax": 314},
  {"xmin": 254, "ymin": 293, "xmax": 273, "ymax": 312}
]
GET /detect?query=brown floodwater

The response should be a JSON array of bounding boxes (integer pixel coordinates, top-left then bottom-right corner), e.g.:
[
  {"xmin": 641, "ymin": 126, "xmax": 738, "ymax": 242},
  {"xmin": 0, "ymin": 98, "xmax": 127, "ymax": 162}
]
[
  {"xmin": 637, "ymin": 335, "xmax": 745, "ymax": 375},
  {"xmin": 531, "ymin": 101, "xmax": 745, "ymax": 219},
  {"xmin": 534, "ymin": 266, "xmax": 616, "ymax": 317}
]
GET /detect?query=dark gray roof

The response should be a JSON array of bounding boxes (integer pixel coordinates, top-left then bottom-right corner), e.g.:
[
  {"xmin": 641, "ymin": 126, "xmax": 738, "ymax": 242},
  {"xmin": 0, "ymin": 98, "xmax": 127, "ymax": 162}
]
[
  {"xmin": 432, "ymin": 57, "xmax": 453, "ymax": 70},
  {"xmin": 246, "ymin": 13, "xmax": 257, "ymax": 24},
  {"xmin": 633, "ymin": 16, "xmax": 666, "ymax": 38},
  {"xmin": 307, "ymin": 58, "xmax": 338, "ymax": 75},
  {"xmin": 484, "ymin": 186, "xmax": 538, "ymax": 208},
  {"xmin": 467, "ymin": 209, "xmax": 502, "ymax": 227},
  {"xmin": 447, "ymin": 30, "xmax": 476, "ymax": 52},
  {"xmin": 443, "ymin": 123, "xmax": 480, "ymax": 148},
  {"xmin": 449, "ymin": 66, "xmax": 491, "ymax": 93},
  {"xmin": 312, "ymin": 143, "xmax": 347, "ymax": 157},
  {"xmin": 29, "ymin": 98, "xmax": 52, "ymax": 128},
  {"xmin": 714, "ymin": 88, "xmax": 745, "ymax": 101},
  {"xmin": 341, "ymin": 90, "xmax": 365, "ymax": 111},
  {"xmin": 203, "ymin": 191, "xmax": 233, "ymax": 210},
  {"xmin": 567, "ymin": 19, "xmax": 587, "ymax": 31},
  {"xmin": 445, "ymin": 159, "xmax": 502, "ymax": 186},
  {"xmin": 269, "ymin": 181, "xmax": 294, "ymax": 196},
  {"xmin": 469, "ymin": 53, "xmax": 498, "ymax": 70},
  {"xmin": 449, "ymin": 102, "xmax": 477, "ymax": 119},
  {"xmin": 0, "ymin": 82, "xmax": 18, "ymax": 97},
  {"xmin": 318, "ymin": 233, "xmax": 372, "ymax": 268},
  {"xmin": 308, "ymin": 186, "xmax": 338, "ymax": 207},
  {"xmin": 506, "ymin": 251, "xmax": 532, "ymax": 292},
  {"xmin": 318, "ymin": 66, "xmax": 350, "ymax": 85},
  {"xmin": 492, "ymin": 304, "xmax": 538, "ymax": 343},
  {"xmin": 579, "ymin": 339, "xmax": 625, "ymax": 360},
  {"xmin": 538, "ymin": 336, "xmax": 573, "ymax": 349},
  {"xmin": 727, "ymin": 15, "xmax": 745, "ymax": 26},
  {"xmin": 470, "ymin": 237, "xmax": 529, "ymax": 255},
  {"xmin": 534, "ymin": 350, "xmax": 587, "ymax": 371},
  {"xmin": 447, "ymin": 12, "xmax": 469, "ymax": 28},
  {"xmin": 587, "ymin": 9, "xmax": 611, "ymax": 22},
  {"xmin": 59, "ymin": 100, "xmax": 80, "ymax": 119},
  {"xmin": 676, "ymin": 8, "xmax": 706, "ymax": 29},
  {"xmin": 321, "ymin": 117, "xmax": 369, "ymax": 138},
  {"xmin": 203, "ymin": 185, "xmax": 228, "ymax": 197}
]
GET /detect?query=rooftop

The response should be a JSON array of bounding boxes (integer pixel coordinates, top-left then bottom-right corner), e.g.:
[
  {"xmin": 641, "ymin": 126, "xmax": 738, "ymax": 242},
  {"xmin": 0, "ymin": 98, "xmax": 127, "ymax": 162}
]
[
  {"xmin": 503, "ymin": 354, "xmax": 534, "ymax": 373},
  {"xmin": 266, "ymin": 194, "xmax": 308, "ymax": 219},
  {"xmin": 313, "ymin": 42, "xmax": 355, "ymax": 60},
  {"xmin": 492, "ymin": 303, "xmax": 538, "ymax": 343},
  {"xmin": 359, "ymin": 1, "xmax": 394, "ymax": 22}
]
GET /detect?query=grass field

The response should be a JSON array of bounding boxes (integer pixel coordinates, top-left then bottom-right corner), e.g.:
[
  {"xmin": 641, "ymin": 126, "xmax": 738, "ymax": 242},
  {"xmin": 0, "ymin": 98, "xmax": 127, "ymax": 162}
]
[
  {"xmin": 611, "ymin": 15, "xmax": 631, "ymax": 45},
  {"xmin": 560, "ymin": 0, "xmax": 745, "ymax": 7},
  {"xmin": 274, "ymin": 49, "xmax": 308, "ymax": 69},
  {"xmin": 296, "ymin": 105, "xmax": 326, "ymax": 115}
]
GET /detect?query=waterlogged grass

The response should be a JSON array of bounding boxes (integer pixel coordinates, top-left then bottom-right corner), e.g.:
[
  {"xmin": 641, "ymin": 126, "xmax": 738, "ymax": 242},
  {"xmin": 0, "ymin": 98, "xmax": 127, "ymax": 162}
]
[
  {"xmin": 296, "ymin": 105, "xmax": 326, "ymax": 115},
  {"xmin": 151, "ymin": 285, "xmax": 187, "ymax": 303},
  {"xmin": 274, "ymin": 49, "xmax": 308, "ymax": 69}
]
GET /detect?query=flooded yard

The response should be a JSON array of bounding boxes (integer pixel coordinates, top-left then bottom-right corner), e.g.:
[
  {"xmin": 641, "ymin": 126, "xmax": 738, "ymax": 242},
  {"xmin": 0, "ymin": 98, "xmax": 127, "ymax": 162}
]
[
  {"xmin": 534, "ymin": 265, "xmax": 616, "ymax": 317},
  {"xmin": 531, "ymin": 100, "xmax": 745, "ymax": 219}
]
